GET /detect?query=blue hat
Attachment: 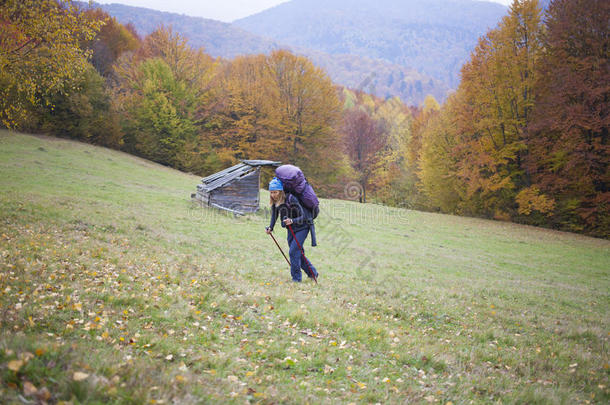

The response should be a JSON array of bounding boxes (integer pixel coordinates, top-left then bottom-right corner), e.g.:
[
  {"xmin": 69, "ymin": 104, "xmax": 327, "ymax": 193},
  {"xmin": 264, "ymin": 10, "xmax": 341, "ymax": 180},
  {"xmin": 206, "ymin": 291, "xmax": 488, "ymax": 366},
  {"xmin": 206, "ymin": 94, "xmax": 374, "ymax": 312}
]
[{"xmin": 269, "ymin": 177, "xmax": 283, "ymax": 191}]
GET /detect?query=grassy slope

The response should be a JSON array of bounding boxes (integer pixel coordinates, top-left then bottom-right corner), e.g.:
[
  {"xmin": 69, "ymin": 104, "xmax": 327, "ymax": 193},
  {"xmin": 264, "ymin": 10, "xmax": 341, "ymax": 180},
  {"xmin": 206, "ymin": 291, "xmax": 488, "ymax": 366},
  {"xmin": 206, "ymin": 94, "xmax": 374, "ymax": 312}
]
[{"xmin": 0, "ymin": 131, "xmax": 608, "ymax": 404}]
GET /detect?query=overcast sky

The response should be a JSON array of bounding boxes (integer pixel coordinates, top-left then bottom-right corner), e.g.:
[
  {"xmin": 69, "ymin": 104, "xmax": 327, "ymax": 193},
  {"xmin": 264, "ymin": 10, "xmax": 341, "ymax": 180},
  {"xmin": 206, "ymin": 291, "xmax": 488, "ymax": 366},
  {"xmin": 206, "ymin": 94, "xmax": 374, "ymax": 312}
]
[{"xmin": 94, "ymin": 0, "xmax": 512, "ymax": 22}]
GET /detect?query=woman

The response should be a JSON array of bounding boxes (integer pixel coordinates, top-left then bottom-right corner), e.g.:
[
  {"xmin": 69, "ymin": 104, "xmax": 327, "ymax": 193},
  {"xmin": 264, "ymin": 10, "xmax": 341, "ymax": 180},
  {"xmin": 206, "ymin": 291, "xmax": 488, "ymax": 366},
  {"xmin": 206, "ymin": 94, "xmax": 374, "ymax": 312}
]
[{"xmin": 266, "ymin": 177, "xmax": 319, "ymax": 282}]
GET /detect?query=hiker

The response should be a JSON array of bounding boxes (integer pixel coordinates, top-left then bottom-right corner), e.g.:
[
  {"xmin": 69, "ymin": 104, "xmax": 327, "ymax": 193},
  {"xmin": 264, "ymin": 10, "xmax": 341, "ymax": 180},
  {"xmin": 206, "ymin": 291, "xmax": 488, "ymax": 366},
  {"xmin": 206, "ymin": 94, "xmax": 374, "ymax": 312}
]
[{"xmin": 266, "ymin": 177, "xmax": 319, "ymax": 282}]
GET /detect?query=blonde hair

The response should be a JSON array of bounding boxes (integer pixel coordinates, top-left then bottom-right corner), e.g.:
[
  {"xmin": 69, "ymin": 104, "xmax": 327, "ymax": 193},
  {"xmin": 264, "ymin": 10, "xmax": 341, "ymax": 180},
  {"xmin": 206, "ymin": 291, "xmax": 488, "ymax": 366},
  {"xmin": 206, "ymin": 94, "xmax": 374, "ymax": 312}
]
[{"xmin": 269, "ymin": 190, "xmax": 286, "ymax": 207}]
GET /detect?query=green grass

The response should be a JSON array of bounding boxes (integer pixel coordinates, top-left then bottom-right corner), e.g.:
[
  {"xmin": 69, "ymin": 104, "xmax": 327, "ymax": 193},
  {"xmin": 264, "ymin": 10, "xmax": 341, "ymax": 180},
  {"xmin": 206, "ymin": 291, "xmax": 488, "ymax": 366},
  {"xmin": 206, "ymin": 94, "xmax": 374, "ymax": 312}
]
[{"xmin": 0, "ymin": 130, "xmax": 608, "ymax": 404}]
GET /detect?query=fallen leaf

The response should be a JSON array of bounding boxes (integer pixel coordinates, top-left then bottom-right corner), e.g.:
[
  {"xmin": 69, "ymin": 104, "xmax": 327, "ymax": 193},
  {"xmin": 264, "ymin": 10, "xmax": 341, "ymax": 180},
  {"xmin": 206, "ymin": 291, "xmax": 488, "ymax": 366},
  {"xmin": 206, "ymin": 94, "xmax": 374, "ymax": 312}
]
[
  {"xmin": 37, "ymin": 387, "xmax": 51, "ymax": 401},
  {"xmin": 73, "ymin": 371, "xmax": 89, "ymax": 381},
  {"xmin": 23, "ymin": 381, "xmax": 37, "ymax": 396},
  {"xmin": 21, "ymin": 352, "xmax": 34, "ymax": 362},
  {"xmin": 7, "ymin": 359, "xmax": 24, "ymax": 372}
]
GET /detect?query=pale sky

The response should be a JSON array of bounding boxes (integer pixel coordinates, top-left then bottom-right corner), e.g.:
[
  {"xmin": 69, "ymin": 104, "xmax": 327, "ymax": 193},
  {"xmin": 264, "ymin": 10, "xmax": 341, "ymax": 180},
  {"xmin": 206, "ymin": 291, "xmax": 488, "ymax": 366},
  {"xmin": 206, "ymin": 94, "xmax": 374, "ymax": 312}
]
[{"xmin": 94, "ymin": 0, "xmax": 512, "ymax": 23}]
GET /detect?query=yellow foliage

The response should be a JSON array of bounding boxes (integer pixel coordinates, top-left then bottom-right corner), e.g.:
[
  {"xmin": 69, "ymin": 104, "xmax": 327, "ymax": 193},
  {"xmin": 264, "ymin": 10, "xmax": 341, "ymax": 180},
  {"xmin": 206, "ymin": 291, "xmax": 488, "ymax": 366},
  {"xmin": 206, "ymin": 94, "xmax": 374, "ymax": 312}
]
[
  {"xmin": 516, "ymin": 186, "xmax": 555, "ymax": 216},
  {"xmin": 0, "ymin": 0, "xmax": 103, "ymax": 128}
]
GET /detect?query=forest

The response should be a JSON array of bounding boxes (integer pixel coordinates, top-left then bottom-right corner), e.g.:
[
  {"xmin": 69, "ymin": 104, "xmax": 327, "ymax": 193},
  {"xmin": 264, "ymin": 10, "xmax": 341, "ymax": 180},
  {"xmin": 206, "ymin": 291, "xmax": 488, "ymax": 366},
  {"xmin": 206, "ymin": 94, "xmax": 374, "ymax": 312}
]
[{"xmin": 0, "ymin": 0, "xmax": 607, "ymax": 237}]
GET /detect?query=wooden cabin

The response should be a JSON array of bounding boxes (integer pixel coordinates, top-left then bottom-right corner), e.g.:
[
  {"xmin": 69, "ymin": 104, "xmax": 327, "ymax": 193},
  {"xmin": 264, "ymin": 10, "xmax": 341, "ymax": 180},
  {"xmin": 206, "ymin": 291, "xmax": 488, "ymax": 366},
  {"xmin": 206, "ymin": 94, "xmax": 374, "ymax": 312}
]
[{"xmin": 192, "ymin": 160, "xmax": 280, "ymax": 215}]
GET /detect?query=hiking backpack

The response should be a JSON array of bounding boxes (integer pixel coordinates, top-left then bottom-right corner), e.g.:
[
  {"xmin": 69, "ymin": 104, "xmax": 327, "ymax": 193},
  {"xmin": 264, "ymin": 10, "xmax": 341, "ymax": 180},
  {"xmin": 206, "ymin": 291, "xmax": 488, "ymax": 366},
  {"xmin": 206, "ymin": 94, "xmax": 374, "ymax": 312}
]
[{"xmin": 275, "ymin": 165, "xmax": 319, "ymax": 219}]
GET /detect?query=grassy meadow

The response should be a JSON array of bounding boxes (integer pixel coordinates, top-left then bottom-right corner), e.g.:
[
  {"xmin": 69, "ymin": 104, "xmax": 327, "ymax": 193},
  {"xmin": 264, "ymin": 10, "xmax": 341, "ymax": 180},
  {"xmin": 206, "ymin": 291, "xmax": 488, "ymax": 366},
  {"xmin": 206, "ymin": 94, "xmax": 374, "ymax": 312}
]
[{"xmin": 0, "ymin": 131, "xmax": 608, "ymax": 404}]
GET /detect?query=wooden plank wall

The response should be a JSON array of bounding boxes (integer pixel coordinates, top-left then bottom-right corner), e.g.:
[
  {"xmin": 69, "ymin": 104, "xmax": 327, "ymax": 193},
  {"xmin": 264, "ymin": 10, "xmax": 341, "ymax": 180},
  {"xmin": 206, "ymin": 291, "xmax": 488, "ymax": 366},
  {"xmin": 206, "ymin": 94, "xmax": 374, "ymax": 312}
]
[{"xmin": 209, "ymin": 170, "xmax": 261, "ymax": 213}]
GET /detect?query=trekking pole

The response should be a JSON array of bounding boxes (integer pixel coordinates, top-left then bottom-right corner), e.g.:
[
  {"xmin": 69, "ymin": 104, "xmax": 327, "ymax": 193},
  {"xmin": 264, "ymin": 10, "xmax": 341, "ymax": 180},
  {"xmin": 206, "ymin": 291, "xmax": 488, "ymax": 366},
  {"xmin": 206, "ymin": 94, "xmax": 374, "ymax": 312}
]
[
  {"xmin": 267, "ymin": 229, "xmax": 291, "ymax": 267},
  {"xmin": 287, "ymin": 224, "xmax": 318, "ymax": 284}
]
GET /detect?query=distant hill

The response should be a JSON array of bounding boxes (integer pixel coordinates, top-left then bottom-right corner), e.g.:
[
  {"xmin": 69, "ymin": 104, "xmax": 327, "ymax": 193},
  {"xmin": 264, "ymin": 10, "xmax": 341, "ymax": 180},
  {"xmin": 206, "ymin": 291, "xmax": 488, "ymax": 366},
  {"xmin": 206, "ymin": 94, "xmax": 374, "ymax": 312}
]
[
  {"xmin": 85, "ymin": 2, "xmax": 281, "ymax": 58},
  {"xmin": 235, "ymin": 0, "xmax": 508, "ymax": 89},
  {"xmin": 85, "ymin": 1, "xmax": 497, "ymax": 105},
  {"xmin": 304, "ymin": 50, "xmax": 450, "ymax": 104}
]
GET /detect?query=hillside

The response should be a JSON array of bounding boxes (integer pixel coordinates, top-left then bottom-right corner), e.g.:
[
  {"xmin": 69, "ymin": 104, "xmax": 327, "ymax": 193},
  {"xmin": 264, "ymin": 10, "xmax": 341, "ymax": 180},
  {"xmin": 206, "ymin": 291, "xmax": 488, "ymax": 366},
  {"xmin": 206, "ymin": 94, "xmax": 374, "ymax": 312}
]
[
  {"xmin": 85, "ymin": 1, "xmax": 452, "ymax": 104},
  {"xmin": 303, "ymin": 50, "xmax": 450, "ymax": 105},
  {"xmin": 0, "ymin": 132, "xmax": 608, "ymax": 403},
  {"xmin": 235, "ymin": 0, "xmax": 508, "ymax": 89},
  {"xmin": 84, "ymin": 2, "xmax": 280, "ymax": 58}
]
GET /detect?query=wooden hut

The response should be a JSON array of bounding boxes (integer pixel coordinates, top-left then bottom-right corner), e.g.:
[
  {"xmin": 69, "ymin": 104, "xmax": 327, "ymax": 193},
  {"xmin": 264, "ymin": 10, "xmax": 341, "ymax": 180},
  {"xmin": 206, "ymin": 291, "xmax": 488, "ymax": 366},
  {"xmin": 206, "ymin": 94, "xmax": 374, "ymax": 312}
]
[{"xmin": 192, "ymin": 160, "xmax": 280, "ymax": 215}]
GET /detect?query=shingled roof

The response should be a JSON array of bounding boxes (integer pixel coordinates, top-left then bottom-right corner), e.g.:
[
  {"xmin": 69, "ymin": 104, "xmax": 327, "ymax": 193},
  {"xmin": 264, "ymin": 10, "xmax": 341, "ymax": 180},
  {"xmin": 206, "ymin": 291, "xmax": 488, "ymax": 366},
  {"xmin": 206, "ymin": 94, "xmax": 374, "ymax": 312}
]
[
  {"xmin": 199, "ymin": 160, "xmax": 281, "ymax": 192},
  {"xmin": 193, "ymin": 160, "xmax": 281, "ymax": 215}
]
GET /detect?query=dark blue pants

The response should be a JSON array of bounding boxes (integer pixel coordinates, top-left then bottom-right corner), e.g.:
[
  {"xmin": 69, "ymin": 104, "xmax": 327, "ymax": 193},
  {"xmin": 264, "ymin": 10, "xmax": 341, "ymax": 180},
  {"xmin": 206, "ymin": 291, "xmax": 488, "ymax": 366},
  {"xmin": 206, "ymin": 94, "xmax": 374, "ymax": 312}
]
[{"xmin": 287, "ymin": 227, "xmax": 318, "ymax": 282}]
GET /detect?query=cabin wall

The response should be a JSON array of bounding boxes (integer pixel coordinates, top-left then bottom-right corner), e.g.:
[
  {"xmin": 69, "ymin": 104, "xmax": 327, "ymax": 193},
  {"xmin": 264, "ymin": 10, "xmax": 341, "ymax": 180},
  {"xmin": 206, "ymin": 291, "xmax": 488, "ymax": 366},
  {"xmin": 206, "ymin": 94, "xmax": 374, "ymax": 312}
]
[{"xmin": 209, "ymin": 170, "xmax": 260, "ymax": 213}]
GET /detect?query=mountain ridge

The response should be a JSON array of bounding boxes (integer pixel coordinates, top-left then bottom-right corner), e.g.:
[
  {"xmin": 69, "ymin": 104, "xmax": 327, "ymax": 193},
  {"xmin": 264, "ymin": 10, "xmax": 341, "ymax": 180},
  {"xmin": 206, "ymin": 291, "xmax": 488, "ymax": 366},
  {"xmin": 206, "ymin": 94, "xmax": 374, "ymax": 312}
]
[
  {"xmin": 234, "ymin": 0, "xmax": 508, "ymax": 89},
  {"xmin": 85, "ymin": 1, "xmax": 507, "ymax": 104}
]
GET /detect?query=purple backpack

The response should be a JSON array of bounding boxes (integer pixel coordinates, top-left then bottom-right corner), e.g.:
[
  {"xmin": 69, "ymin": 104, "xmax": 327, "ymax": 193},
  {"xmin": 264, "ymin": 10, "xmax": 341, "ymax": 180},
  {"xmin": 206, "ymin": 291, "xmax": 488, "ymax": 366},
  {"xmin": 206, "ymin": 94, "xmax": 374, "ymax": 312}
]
[{"xmin": 275, "ymin": 165, "xmax": 319, "ymax": 219}]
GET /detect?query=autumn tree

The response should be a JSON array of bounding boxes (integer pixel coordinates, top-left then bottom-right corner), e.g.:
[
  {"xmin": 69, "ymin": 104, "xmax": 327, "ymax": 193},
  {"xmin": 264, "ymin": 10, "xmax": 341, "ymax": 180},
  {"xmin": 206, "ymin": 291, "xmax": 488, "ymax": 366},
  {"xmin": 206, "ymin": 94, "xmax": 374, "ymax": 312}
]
[
  {"xmin": 37, "ymin": 64, "xmax": 122, "ymax": 147},
  {"xmin": 213, "ymin": 54, "xmax": 284, "ymax": 162},
  {"xmin": 404, "ymin": 95, "xmax": 441, "ymax": 208},
  {"xmin": 113, "ymin": 27, "xmax": 217, "ymax": 172},
  {"xmin": 455, "ymin": 0, "xmax": 543, "ymax": 218},
  {"xmin": 367, "ymin": 96, "xmax": 414, "ymax": 206},
  {"xmin": 81, "ymin": 8, "xmax": 140, "ymax": 77},
  {"xmin": 343, "ymin": 107, "xmax": 387, "ymax": 203},
  {"xmin": 211, "ymin": 50, "xmax": 344, "ymax": 191},
  {"xmin": 0, "ymin": 0, "xmax": 102, "ymax": 128},
  {"xmin": 417, "ymin": 94, "xmax": 464, "ymax": 212},
  {"xmin": 526, "ymin": 0, "xmax": 609, "ymax": 236},
  {"xmin": 265, "ymin": 50, "xmax": 342, "ymax": 183}
]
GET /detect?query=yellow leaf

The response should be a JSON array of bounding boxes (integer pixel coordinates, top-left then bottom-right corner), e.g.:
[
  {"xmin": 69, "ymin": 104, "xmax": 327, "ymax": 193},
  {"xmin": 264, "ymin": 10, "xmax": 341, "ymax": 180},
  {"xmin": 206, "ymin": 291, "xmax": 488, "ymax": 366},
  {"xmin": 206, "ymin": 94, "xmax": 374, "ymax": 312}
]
[
  {"xmin": 21, "ymin": 352, "xmax": 34, "ymax": 362},
  {"xmin": 7, "ymin": 360, "xmax": 24, "ymax": 372},
  {"xmin": 38, "ymin": 387, "xmax": 51, "ymax": 401},
  {"xmin": 73, "ymin": 371, "xmax": 89, "ymax": 381},
  {"xmin": 175, "ymin": 375, "xmax": 185, "ymax": 383},
  {"xmin": 23, "ymin": 381, "xmax": 37, "ymax": 396}
]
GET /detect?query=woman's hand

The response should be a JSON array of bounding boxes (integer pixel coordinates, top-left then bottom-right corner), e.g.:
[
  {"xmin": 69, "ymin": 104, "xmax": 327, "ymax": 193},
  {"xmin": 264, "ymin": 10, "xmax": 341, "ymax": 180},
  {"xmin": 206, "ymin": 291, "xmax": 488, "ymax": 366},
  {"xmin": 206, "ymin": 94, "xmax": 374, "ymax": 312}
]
[
  {"xmin": 265, "ymin": 227, "xmax": 272, "ymax": 234},
  {"xmin": 283, "ymin": 218, "xmax": 293, "ymax": 226}
]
